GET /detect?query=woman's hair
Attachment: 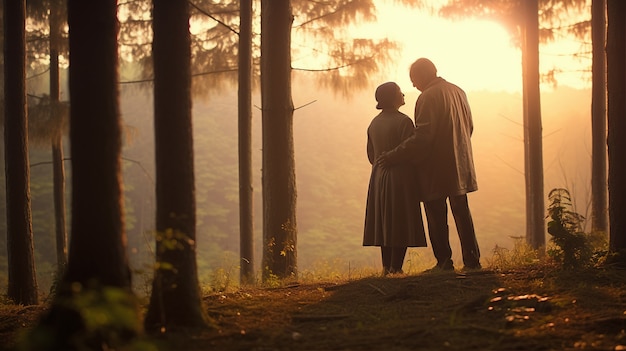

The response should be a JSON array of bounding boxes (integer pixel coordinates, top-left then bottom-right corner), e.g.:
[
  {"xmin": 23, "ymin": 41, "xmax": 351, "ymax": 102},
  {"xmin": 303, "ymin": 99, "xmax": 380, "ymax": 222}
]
[{"xmin": 375, "ymin": 82, "xmax": 399, "ymax": 109}]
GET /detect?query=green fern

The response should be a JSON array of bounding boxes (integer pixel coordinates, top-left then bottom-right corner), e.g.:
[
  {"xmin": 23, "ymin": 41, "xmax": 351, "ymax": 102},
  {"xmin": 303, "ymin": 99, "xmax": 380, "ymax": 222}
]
[{"xmin": 546, "ymin": 188, "xmax": 591, "ymax": 269}]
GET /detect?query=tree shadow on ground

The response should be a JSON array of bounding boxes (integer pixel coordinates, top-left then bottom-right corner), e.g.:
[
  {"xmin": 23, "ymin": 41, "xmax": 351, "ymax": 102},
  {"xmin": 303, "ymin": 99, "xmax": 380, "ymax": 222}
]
[
  {"xmin": 289, "ymin": 271, "xmax": 515, "ymax": 350},
  {"xmin": 5, "ymin": 266, "xmax": 626, "ymax": 351},
  {"xmin": 188, "ymin": 269, "xmax": 564, "ymax": 351}
]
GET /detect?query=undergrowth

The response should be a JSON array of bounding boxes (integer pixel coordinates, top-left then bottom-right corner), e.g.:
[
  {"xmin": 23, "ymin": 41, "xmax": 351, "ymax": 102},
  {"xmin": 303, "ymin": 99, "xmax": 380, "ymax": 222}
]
[{"xmin": 546, "ymin": 188, "xmax": 608, "ymax": 269}]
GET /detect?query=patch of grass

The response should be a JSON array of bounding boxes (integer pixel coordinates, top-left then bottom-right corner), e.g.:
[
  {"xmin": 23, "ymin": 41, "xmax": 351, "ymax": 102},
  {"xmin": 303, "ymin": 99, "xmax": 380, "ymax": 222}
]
[{"xmin": 487, "ymin": 236, "xmax": 541, "ymax": 271}]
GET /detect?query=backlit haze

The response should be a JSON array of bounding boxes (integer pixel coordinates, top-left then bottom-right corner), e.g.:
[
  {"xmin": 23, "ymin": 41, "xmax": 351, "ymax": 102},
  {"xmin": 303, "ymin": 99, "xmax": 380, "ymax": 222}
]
[
  {"xmin": 129, "ymin": 2, "xmax": 595, "ymax": 281},
  {"xmin": 15, "ymin": 1, "xmax": 596, "ymax": 292},
  {"xmin": 290, "ymin": 2, "xmax": 593, "ymax": 273},
  {"xmin": 350, "ymin": 2, "xmax": 590, "ymax": 94}
]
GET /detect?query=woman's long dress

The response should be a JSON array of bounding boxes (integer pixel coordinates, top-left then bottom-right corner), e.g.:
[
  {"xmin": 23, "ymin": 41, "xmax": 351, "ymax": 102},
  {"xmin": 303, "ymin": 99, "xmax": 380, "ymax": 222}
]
[{"xmin": 363, "ymin": 110, "xmax": 427, "ymax": 247}]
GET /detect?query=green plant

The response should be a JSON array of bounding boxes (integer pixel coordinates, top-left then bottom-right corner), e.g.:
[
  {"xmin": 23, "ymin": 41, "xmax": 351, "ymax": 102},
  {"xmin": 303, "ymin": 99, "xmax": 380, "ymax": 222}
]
[
  {"xmin": 19, "ymin": 282, "xmax": 155, "ymax": 351},
  {"xmin": 204, "ymin": 265, "xmax": 238, "ymax": 294},
  {"xmin": 262, "ymin": 269, "xmax": 283, "ymax": 288},
  {"xmin": 546, "ymin": 188, "xmax": 592, "ymax": 269},
  {"xmin": 489, "ymin": 236, "xmax": 540, "ymax": 270}
]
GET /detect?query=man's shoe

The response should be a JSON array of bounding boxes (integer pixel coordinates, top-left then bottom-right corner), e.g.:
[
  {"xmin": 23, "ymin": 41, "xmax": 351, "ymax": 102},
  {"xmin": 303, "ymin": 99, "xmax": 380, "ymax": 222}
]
[
  {"xmin": 424, "ymin": 261, "xmax": 455, "ymax": 273},
  {"xmin": 461, "ymin": 263, "xmax": 483, "ymax": 273},
  {"xmin": 438, "ymin": 260, "xmax": 455, "ymax": 271},
  {"xmin": 383, "ymin": 268, "xmax": 405, "ymax": 276}
]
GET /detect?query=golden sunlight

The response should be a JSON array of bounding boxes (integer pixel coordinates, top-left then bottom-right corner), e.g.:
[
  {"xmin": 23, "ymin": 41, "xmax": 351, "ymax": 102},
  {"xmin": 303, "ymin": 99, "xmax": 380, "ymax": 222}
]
[
  {"xmin": 353, "ymin": 3, "xmax": 589, "ymax": 93},
  {"xmin": 354, "ymin": 6, "xmax": 522, "ymax": 93}
]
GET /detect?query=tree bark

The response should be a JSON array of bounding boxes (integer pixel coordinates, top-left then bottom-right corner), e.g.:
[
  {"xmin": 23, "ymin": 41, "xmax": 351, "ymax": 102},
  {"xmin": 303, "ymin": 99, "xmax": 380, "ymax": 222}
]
[
  {"xmin": 3, "ymin": 0, "xmax": 39, "ymax": 306},
  {"xmin": 239, "ymin": 0, "xmax": 255, "ymax": 285},
  {"xmin": 261, "ymin": 0, "xmax": 298, "ymax": 280},
  {"xmin": 49, "ymin": 0, "xmax": 68, "ymax": 273},
  {"xmin": 145, "ymin": 0, "xmax": 208, "ymax": 331},
  {"xmin": 591, "ymin": 0, "xmax": 608, "ymax": 235},
  {"xmin": 607, "ymin": 0, "xmax": 626, "ymax": 254},
  {"xmin": 65, "ymin": 0, "xmax": 130, "ymax": 288},
  {"xmin": 26, "ymin": 2, "xmax": 142, "ymax": 349},
  {"xmin": 522, "ymin": 0, "xmax": 545, "ymax": 250}
]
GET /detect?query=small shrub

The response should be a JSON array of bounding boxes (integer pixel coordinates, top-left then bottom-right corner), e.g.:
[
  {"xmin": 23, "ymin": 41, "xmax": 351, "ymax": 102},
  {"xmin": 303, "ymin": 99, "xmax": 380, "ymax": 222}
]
[
  {"xmin": 262, "ymin": 270, "xmax": 283, "ymax": 288},
  {"xmin": 19, "ymin": 281, "xmax": 153, "ymax": 351},
  {"xmin": 546, "ymin": 188, "xmax": 592, "ymax": 269}
]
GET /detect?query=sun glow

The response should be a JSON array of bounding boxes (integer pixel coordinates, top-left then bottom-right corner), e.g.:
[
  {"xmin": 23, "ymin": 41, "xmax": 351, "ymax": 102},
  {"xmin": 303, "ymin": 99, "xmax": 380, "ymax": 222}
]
[
  {"xmin": 352, "ymin": 3, "xmax": 590, "ymax": 94},
  {"xmin": 352, "ymin": 6, "xmax": 522, "ymax": 93}
]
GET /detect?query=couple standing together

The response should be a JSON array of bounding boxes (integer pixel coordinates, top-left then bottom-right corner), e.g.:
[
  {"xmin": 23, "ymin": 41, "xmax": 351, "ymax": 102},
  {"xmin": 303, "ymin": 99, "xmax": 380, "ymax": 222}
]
[{"xmin": 363, "ymin": 58, "xmax": 481, "ymax": 275}]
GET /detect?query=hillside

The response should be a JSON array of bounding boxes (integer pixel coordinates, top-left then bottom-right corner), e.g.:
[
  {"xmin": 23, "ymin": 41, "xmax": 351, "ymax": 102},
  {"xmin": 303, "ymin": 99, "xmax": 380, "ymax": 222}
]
[
  {"xmin": 116, "ymin": 83, "xmax": 593, "ymax": 274},
  {"xmin": 2, "ymin": 264, "xmax": 626, "ymax": 350},
  {"xmin": 0, "ymin": 81, "xmax": 595, "ymax": 295}
]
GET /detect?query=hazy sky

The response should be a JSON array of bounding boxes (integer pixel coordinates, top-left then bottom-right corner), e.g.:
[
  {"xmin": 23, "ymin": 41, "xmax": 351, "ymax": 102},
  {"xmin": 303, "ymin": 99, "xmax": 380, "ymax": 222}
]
[{"xmin": 348, "ymin": 1, "xmax": 591, "ymax": 93}]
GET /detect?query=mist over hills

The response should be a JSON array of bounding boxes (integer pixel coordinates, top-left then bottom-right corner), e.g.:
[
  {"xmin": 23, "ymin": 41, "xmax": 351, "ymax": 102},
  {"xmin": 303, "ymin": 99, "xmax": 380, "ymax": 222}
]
[
  {"xmin": 0, "ymin": 79, "xmax": 594, "ymax": 291},
  {"xmin": 120, "ymin": 79, "xmax": 593, "ymax": 277}
]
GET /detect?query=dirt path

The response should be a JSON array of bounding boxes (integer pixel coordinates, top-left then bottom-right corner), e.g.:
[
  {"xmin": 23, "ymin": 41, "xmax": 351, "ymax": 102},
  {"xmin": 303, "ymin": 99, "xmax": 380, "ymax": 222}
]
[
  {"xmin": 3, "ymin": 266, "xmax": 626, "ymax": 350},
  {"xmin": 176, "ymin": 267, "xmax": 626, "ymax": 350}
]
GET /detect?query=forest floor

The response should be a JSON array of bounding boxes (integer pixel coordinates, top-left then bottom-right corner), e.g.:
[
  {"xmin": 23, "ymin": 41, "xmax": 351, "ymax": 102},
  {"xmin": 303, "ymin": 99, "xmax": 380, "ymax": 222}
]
[{"xmin": 2, "ymin": 264, "xmax": 626, "ymax": 350}]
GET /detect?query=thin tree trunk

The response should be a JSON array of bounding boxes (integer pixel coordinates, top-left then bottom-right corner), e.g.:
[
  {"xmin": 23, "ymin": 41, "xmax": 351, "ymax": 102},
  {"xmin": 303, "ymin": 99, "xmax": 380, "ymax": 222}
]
[
  {"xmin": 49, "ymin": 0, "xmax": 68, "ymax": 273},
  {"xmin": 3, "ymin": 0, "xmax": 39, "ymax": 306},
  {"xmin": 607, "ymin": 0, "xmax": 626, "ymax": 254},
  {"xmin": 522, "ymin": 0, "xmax": 545, "ymax": 250},
  {"xmin": 591, "ymin": 0, "xmax": 608, "ymax": 235},
  {"xmin": 261, "ymin": 0, "xmax": 297, "ymax": 280},
  {"xmin": 239, "ymin": 0, "xmax": 254, "ymax": 285},
  {"xmin": 51, "ymin": 137, "xmax": 66, "ymax": 271},
  {"xmin": 145, "ymin": 0, "xmax": 208, "ymax": 331}
]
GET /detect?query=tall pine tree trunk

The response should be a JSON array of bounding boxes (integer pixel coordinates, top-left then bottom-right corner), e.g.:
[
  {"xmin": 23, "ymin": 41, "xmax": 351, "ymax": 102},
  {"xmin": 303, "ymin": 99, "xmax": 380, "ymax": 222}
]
[
  {"xmin": 3, "ymin": 0, "xmax": 38, "ymax": 306},
  {"xmin": 261, "ymin": 0, "xmax": 297, "ymax": 280},
  {"xmin": 27, "ymin": 2, "xmax": 141, "ymax": 348},
  {"xmin": 49, "ymin": 0, "xmax": 68, "ymax": 273},
  {"xmin": 591, "ymin": 0, "xmax": 608, "ymax": 235},
  {"xmin": 145, "ymin": 0, "xmax": 208, "ymax": 331},
  {"xmin": 64, "ymin": 0, "xmax": 130, "ymax": 289},
  {"xmin": 607, "ymin": 0, "xmax": 626, "ymax": 256},
  {"xmin": 522, "ymin": 0, "xmax": 545, "ymax": 250},
  {"xmin": 239, "ymin": 0, "xmax": 254, "ymax": 285}
]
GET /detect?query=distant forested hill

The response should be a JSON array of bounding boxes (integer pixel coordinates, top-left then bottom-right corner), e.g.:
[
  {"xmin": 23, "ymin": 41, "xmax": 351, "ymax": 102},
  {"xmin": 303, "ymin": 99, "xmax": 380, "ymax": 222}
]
[{"xmin": 0, "ymin": 78, "xmax": 592, "ymax": 292}]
